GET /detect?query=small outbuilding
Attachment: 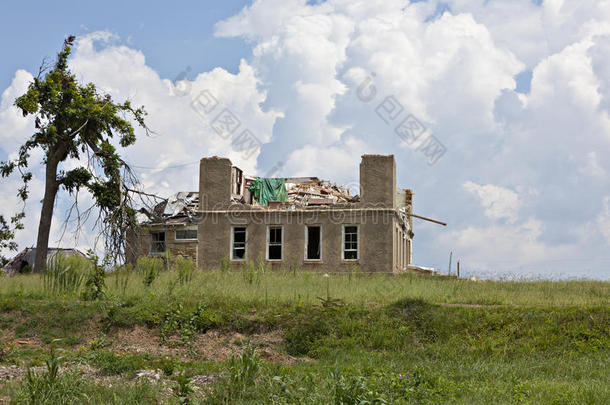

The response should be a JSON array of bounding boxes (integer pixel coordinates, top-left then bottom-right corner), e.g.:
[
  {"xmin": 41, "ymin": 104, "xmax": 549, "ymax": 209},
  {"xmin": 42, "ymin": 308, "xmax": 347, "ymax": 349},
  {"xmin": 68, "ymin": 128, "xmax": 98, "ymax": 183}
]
[{"xmin": 1, "ymin": 247, "xmax": 87, "ymax": 275}]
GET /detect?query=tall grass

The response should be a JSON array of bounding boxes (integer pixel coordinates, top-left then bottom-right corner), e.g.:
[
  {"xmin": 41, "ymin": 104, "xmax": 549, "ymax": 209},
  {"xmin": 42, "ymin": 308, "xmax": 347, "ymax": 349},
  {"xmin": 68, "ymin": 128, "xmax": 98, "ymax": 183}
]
[
  {"xmin": 42, "ymin": 254, "xmax": 91, "ymax": 296},
  {"xmin": 1, "ymin": 257, "xmax": 608, "ymax": 307}
]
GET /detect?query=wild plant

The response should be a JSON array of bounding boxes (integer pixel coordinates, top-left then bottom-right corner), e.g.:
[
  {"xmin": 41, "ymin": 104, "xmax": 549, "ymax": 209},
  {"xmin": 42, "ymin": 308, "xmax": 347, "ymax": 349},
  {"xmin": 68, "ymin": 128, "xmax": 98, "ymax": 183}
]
[
  {"xmin": 223, "ymin": 343, "xmax": 261, "ymax": 400},
  {"xmin": 137, "ymin": 256, "xmax": 163, "ymax": 287},
  {"xmin": 20, "ymin": 345, "xmax": 85, "ymax": 404},
  {"xmin": 113, "ymin": 264, "xmax": 131, "ymax": 296},
  {"xmin": 241, "ymin": 259, "xmax": 256, "ymax": 285},
  {"xmin": 328, "ymin": 369, "xmax": 386, "ymax": 405},
  {"xmin": 42, "ymin": 254, "xmax": 88, "ymax": 295},
  {"xmin": 220, "ymin": 255, "xmax": 231, "ymax": 272},
  {"xmin": 82, "ymin": 250, "xmax": 107, "ymax": 300},
  {"xmin": 174, "ymin": 255, "xmax": 195, "ymax": 285},
  {"xmin": 172, "ymin": 372, "xmax": 194, "ymax": 404}
]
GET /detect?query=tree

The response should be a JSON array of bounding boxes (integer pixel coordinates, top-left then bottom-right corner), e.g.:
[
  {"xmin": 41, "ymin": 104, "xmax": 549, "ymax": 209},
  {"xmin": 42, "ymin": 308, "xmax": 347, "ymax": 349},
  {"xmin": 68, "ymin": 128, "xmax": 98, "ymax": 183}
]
[
  {"xmin": 0, "ymin": 214, "xmax": 19, "ymax": 267},
  {"xmin": 0, "ymin": 36, "xmax": 154, "ymax": 271}
]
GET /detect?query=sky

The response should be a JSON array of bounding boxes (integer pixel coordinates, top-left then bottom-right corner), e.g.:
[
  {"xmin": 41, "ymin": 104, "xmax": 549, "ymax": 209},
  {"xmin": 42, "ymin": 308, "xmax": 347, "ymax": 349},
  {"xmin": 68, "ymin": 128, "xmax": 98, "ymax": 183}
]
[{"xmin": 1, "ymin": 0, "xmax": 609, "ymax": 280}]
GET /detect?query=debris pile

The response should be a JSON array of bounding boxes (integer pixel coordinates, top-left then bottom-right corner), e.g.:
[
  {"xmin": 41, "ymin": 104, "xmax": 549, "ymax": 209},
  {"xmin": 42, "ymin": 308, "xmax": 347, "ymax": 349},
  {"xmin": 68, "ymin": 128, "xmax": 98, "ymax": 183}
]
[
  {"xmin": 137, "ymin": 192, "xmax": 199, "ymax": 225},
  {"xmin": 284, "ymin": 178, "xmax": 359, "ymax": 207},
  {"xmin": 137, "ymin": 176, "xmax": 362, "ymax": 225}
]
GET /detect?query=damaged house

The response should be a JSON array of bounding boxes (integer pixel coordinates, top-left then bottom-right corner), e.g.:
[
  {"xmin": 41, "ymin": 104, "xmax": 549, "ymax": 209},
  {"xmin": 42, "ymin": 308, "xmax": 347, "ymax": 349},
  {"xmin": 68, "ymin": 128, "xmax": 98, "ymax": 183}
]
[{"xmin": 127, "ymin": 154, "xmax": 418, "ymax": 273}]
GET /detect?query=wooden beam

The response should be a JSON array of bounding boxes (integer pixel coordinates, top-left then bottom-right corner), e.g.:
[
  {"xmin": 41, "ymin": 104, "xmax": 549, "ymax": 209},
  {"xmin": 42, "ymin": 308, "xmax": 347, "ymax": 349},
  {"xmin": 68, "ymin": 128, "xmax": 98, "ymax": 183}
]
[{"xmin": 407, "ymin": 213, "xmax": 447, "ymax": 226}]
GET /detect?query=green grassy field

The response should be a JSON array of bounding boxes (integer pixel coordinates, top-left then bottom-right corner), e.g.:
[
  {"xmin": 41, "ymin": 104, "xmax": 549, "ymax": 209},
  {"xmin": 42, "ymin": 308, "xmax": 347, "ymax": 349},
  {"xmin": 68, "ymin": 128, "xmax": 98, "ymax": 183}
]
[{"xmin": 0, "ymin": 255, "xmax": 608, "ymax": 404}]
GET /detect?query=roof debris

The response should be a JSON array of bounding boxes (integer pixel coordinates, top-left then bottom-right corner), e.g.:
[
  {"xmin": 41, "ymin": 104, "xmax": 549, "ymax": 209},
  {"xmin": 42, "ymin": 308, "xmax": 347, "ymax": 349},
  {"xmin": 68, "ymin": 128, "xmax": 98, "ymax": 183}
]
[
  {"xmin": 285, "ymin": 178, "xmax": 359, "ymax": 207},
  {"xmin": 138, "ymin": 191, "xmax": 199, "ymax": 225}
]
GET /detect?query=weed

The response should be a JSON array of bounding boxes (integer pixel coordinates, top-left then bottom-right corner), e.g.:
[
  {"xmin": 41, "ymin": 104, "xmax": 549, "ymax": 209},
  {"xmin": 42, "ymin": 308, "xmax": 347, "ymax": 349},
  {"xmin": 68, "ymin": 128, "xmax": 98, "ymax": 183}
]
[
  {"xmin": 329, "ymin": 369, "xmax": 386, "ymax": 404},
  {"xmin": 88, "ymin": 335, "xmax": 109, "ymax": 351},
  {"xmin": 86, "ymin": 350, "xmax": 146, "ymax": 376},
  {"xmin": 160, "ymin": 357, "xmax": 176, "ymax": 376},
  {"xmin": 241, "ymin": 259, "xmax": 256, "ymax": 285},
  {"xmin": 20, "ymin": 346, "xmax": 85, "ymax": 404},
  {"xmin": 160, "ymin": 302, "xmax": 198, "ymax": 344},
  {"xmin": 137, "ymin": 256, "xmax": 163, "ymax": 287},
  {"xmin": 172, "ymin": 372, "xmax": 194, "ymax": 404},
  {"xmin": 220, "ymin": 255, "xmax": 231, "ymax": 272},
  {"xmin": 42, "ymin": 254, "xmax": 88, "ymax": 295},
  {"xmin": 82, "ymin": 250, "xmax": 107, "ymax": 300},
  {"xmin": 212, "ymin": 343, "xmax": 261, "ymax": 401},
  {"xmin": 113, "ymin": 264, "xmax": 131, "ymax": 296},
  {"xmin": 175, "ymin": 255, "xmax": 195, "ymax": 285}
]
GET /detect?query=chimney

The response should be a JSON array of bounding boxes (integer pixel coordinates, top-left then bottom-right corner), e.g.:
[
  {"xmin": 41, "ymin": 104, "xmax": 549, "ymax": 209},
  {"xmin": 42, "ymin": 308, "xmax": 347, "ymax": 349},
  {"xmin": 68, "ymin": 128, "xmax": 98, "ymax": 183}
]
[
  {"xmin": 199, "ymin": 156, "xmax": 232, "ymax": 210},
  {"xmin": 359, "ymin": 154, "xmax": 396, "ymax": 209}
]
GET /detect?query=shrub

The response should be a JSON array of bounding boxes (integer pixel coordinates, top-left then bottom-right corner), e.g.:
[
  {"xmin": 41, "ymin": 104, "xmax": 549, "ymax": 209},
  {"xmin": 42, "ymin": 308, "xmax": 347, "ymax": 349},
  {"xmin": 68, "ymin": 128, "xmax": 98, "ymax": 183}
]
[{"xmin": 285, "ymin": 312, "xmax": 332, "ymax": 356}]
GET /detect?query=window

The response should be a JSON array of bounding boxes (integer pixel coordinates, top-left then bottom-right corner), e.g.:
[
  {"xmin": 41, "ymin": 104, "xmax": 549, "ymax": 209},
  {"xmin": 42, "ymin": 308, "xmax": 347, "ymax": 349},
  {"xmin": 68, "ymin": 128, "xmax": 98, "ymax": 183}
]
[
  {"xmin": 175, "ymin": 229, "xmax": 197, "ymax": 240},
  {"xmin": 150, "ymin": 231, "xmax": 166, "ymax": 253},
  {"xmin": 306, "ymin": 226, "xmax": 321, "ymax": 260},
  {"xmin": 231, "ymin": 227, "xmax": 247, "ymax": 260},
  {"xmin": 267, "ymin": 226, "xmax": 283, "ymax": 260},
  {"xmin": 343, "ymin": 225, "xmax": 359, "ymax": 260}
]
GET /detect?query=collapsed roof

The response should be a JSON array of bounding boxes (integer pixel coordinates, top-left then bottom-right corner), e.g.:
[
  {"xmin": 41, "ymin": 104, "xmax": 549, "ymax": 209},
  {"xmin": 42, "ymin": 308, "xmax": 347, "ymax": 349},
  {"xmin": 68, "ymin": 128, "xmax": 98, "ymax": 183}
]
[
  {"xmin": 137, "ymin": 166, "xmax": 412, "ymax": 231},
  {"xmin": 2, "ymin": 247, "xmax": 87, "ymax": 274},
  {"xmin": 137, "ymin": 191, "xmax": 199, "ymax": 225}
]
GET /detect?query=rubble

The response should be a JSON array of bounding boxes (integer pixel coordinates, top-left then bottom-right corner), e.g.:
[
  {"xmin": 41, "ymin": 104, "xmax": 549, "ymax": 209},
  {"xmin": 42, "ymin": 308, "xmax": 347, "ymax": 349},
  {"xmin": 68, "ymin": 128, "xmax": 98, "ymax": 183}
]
[
  {"xmin": 138, "ymin": 175, "xmax": 361, "ymax": 225},
  {"xmin": 137, "ymin": 191, "xmax": 199, "ymax": 225},
  {"xmin": 284, "ymin": 177, "xmax": 359, "ymax": 207}
]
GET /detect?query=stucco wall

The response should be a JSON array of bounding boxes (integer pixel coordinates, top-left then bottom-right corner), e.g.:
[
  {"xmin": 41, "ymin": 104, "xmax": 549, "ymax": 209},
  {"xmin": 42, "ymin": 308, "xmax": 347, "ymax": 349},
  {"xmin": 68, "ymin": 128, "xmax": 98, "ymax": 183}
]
[
  {"xmin": 197, "ymin": 209, "xmax": 394, "ymax": 272},
  {"xmin": 126, "ymin": 225, "xmax": 198, "ymax": 266}
]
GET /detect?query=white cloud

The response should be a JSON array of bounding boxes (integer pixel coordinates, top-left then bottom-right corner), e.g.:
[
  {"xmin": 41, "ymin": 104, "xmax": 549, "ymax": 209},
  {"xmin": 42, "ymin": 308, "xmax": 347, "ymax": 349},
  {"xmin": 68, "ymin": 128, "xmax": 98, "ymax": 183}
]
[
  {"xmin": 463, "ymin": 181, "xmax": 520, "ymax": 224},
  {"xmin": 0, "ymin": 31, "xmax": 281, "ymax": 258},
  {"xmin": 598, "ymin": 196, "xmax": 610, "ymax": 246},
  {"xmin": 2, "ymin": 1, "xmax": 610, "ymax": 278}
]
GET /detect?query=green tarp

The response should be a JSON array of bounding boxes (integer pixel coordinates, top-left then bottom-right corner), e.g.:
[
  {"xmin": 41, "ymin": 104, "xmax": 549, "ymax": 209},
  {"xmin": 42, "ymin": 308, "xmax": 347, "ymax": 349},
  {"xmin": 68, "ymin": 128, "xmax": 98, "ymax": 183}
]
[{"xmin": 248, "ymin": 178, "xmax": 288, "ymax": 206}]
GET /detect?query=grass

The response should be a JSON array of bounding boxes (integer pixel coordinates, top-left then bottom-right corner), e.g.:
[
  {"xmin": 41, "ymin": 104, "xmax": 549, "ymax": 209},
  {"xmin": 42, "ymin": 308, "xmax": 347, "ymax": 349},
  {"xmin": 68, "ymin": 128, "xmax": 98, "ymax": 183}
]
[
  {"xmin": 0, "ymin": 259, "xmax": 609, "ymax": 403},
  {"xmin": 1, "ymin": 262, "xmax": 608, "ymax": 307}
]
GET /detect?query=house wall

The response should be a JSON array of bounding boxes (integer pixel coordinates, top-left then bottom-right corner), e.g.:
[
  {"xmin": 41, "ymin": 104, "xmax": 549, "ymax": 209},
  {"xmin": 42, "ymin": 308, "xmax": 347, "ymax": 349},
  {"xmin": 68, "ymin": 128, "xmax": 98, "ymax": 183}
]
[
  {"xmin": 126, "ymin": 226, "xmax": 198, "ymax": 266},
  {"xmin": 128, "ymin": 154, "xmax": 412, "ymax": 273},
  {"xmin": 360, "ymin": 154, "xmax": 396, "ymax": 209},
  {"xmin": 195, "ymin": 153, "xmax": 406, "ymax": 273},
  {"xmin": 197, "ymin": 209, "xmax": 395, "ymax": 272}
]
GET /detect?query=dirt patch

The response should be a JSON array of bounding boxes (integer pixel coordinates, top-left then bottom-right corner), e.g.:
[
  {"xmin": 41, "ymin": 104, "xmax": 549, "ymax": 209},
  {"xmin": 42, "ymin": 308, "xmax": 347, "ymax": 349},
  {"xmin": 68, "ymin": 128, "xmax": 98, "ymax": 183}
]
[
  {"xmin": 0, "ymin": 364, "xmax": 101, "ymax": 382},
  {"xmin": 11, "ymin": 337, "xmax": 43, "ymax": 348},
  {"xmin": 109, "ymin": 326, "xmax": 309, "ymax": 364},
  {"xmin": 436, "ymin": 303, "xmax": 506, "ymax": 308}
]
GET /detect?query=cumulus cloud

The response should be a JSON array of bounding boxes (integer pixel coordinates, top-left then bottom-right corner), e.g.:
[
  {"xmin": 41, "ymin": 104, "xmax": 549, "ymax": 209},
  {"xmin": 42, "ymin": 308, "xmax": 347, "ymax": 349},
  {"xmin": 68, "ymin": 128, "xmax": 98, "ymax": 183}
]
[
  {"xmin": 463, "ymin": 181, "xmax": 520, "ymax": 224},
  {"xmin": 598, "ymin": 197, "xmax": 610, "ymax": 246},
  {"xmin": 2, "ymin": 0, "xmax": 610, "ymax": 278},
  {"xmin": 213, "ymin": 0, "xmax": 610, "ymax": 278},
  {"xmin": 0, "ymin": 31, "xmax": 280, "ymax": 258}
]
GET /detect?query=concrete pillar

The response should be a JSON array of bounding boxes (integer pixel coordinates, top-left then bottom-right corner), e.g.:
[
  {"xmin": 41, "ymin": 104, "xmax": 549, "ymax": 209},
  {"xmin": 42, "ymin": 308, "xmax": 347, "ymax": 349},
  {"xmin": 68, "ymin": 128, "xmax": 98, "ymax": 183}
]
[
  {"xmin": 359, "ymin": 154, "xmax": 396, "ymax": 209},
  {"xmin": 199, "ymin": 157, "xmax": 232, "ymax": 210}
]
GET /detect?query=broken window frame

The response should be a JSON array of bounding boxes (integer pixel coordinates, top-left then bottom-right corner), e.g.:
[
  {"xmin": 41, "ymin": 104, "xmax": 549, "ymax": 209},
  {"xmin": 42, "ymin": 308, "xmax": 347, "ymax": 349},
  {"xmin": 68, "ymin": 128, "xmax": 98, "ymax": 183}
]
[
  {"xmin": 231, "ymin": 226, "xmax": 247, "ymax": 261},
  {"xmin": 175, "ymin": 227, "xmax": 198, "ymax": 241},
  {"xmin": 266, "ymin": 225, "xmax": 283, "ymax": 261},
  {"xmin": 342, "ymin": 225, "xmax": 359, "ymax": 261},
  {"xmin": 305, "ymin": 225, "xmax": 322, "ymax": 261},
  {"xmin": 150, "ymin": 230, "xmax": 167, "ymax": 254}
]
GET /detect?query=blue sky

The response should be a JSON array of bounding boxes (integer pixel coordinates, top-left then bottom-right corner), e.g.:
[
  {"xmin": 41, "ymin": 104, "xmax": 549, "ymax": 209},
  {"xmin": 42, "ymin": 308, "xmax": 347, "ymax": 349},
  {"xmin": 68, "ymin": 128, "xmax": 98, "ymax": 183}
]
[
  {"xmin": 0, "ymin": 1, "xmax": 251, "ymax": 91},
  {"xmin": 1, "ymin": 0, "xmax": 609, "ymax": 279}
]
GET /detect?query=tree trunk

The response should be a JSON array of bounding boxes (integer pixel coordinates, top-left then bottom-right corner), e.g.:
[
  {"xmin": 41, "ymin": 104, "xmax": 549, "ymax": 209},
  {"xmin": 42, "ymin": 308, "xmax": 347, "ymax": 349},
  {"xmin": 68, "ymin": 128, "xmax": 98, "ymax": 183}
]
[{"xmin": 33, "ymin": 155, "xmax": 60, "ymax": 272}]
